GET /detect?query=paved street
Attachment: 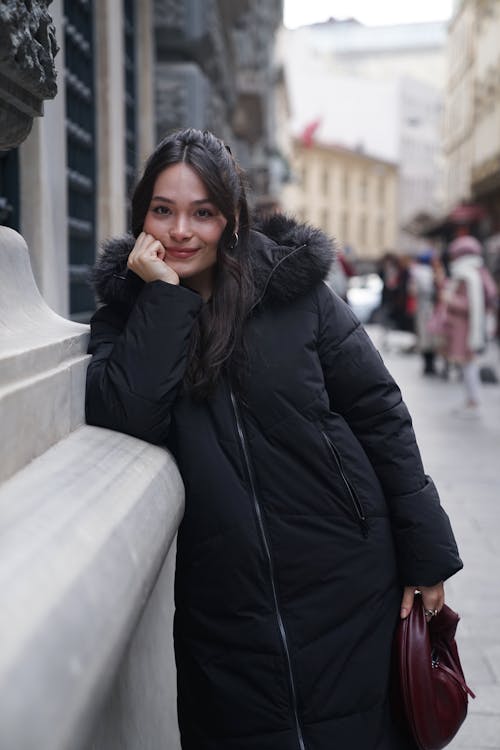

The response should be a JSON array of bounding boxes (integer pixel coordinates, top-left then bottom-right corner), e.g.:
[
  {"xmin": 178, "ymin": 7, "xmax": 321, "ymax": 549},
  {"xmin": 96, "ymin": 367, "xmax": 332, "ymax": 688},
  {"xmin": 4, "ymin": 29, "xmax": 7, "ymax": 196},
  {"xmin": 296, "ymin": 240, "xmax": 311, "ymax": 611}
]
[{"xmin": 366, "ymin": 326, "xmax": 500, "ymax": 750}]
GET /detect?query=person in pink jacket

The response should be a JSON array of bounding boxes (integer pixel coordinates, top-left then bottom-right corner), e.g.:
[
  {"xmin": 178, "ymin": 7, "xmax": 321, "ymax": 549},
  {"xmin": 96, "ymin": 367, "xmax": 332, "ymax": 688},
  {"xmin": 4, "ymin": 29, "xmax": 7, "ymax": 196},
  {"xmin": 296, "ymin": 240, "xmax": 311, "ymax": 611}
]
[{"xmin": 441, "ymin": 235, "xmax": 498, "ymax": 416}]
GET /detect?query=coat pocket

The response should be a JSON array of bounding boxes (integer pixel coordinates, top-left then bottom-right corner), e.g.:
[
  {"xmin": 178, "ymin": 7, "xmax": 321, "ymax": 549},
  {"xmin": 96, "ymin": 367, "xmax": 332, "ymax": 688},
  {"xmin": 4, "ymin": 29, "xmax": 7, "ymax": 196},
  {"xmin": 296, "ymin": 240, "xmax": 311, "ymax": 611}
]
[{"xmin": 322, "ymin": 431, "xmax": 369, "ymax": 538}]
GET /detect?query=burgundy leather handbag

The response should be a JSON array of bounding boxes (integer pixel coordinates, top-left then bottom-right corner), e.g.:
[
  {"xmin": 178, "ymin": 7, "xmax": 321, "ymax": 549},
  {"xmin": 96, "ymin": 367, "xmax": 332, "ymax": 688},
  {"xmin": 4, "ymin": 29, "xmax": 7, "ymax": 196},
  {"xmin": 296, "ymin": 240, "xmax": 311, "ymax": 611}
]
[{"xmin": 394, "ymin": 593, "xmax": 475, "ymax": 750}]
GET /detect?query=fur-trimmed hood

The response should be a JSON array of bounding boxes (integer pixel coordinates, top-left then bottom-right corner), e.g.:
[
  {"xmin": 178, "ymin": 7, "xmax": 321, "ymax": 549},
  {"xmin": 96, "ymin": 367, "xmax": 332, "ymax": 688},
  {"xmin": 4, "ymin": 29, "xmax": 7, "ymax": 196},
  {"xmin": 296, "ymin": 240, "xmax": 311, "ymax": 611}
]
[{"xmin": 91, "ymin": 214, "xmax": 335, "ymax": 309}]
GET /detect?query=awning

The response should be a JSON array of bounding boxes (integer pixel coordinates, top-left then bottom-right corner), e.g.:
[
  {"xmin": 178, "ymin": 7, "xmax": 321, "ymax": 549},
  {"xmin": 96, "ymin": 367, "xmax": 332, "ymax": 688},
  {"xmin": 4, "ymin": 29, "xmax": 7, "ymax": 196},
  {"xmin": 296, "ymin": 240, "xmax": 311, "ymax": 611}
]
[{"xmin": 404, "ymin": 204, "xmax": 488, "ymax": 239}]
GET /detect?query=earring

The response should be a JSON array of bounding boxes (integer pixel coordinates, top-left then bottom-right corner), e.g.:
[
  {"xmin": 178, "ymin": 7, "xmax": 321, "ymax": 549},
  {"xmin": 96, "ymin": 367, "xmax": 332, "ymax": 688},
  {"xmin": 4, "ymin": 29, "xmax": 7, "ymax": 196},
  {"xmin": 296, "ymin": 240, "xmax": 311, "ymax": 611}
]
[{"xmin": 229, "ymin": 232, "xmax": 239, "ymax": 249}]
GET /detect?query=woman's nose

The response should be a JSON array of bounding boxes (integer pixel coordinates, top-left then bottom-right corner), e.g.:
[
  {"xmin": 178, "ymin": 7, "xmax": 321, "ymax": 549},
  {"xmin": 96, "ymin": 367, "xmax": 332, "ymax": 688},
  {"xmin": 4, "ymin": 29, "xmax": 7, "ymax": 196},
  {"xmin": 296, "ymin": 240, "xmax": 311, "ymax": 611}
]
[{"xmin": 170, "ymin": 215, "xmax": 192, "ymax": 240}]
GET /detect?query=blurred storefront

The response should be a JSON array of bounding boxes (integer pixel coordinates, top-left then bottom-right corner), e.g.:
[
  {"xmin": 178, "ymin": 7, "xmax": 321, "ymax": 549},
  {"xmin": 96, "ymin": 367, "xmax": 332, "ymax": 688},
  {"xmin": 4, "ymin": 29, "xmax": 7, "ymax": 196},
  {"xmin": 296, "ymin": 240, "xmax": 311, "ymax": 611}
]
[{"xmin": 0, "ymin": 0, "xmax": 284, "ymax": 321}]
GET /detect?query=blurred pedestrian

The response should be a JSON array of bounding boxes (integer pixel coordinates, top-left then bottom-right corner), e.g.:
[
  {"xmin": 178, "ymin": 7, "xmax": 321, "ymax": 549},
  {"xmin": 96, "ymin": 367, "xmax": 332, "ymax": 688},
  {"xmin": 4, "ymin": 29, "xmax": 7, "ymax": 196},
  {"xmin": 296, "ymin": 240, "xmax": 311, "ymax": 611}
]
[
  {"xmin": 410, "ymin": 250, "xmax": 439, "ymax": 375},
  {"xmin": 493, "ymin": 252, "xmax": 500, "ymax": 346},
  {"xmin": 377, "ymin": 252, "xmax": 399, "ymax": 325},
  {"xmin": 397, "ymin": 255, "xmax": 417, "ymax": 334},
  {"xmin": 440, "ymin": 235, "xmax": 498, "ymax": 417},
  {"xmin": 327, "ymin": 246, "xmax": 356, "ymax": 301},
  {"xmin": 376, "ymin": 253, "xmax": 415, "ymax": 351},
  {"xmin": 428, "ymin": 253, "xmax": 452, "ymax": 379},
  {"xmin": 85, "ymin": 128, "xmax": 462, "ymax": 750}
]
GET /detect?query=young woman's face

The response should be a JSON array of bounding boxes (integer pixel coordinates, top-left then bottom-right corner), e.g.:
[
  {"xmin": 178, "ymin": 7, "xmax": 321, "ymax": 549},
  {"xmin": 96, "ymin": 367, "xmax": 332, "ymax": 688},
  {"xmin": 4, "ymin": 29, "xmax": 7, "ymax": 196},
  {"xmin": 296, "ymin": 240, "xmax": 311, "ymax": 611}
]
[{"xmin": 143, "ymin": 162, "xmax": 228, "ymax": 298}]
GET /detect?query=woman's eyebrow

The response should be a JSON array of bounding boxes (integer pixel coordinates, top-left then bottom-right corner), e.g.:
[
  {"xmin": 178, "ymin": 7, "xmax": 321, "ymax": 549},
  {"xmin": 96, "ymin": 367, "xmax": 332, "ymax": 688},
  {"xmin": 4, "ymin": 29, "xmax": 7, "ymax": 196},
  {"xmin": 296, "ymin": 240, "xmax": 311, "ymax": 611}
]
[{"xmin": 151, "ymin": 195, "xmax": 213, "ymax": 205}]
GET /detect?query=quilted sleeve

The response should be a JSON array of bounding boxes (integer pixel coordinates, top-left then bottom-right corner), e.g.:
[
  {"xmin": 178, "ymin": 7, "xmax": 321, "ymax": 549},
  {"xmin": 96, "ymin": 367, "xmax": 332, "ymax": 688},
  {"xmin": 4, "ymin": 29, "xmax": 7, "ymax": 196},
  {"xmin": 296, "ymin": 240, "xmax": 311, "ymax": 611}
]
[
  {"xmin": 315, "ymin": 282, "xmax": 463, "ymax": 585},
  {"xmin": 85, "ymin": 281, "xmax": 202, "ymax": 444}
]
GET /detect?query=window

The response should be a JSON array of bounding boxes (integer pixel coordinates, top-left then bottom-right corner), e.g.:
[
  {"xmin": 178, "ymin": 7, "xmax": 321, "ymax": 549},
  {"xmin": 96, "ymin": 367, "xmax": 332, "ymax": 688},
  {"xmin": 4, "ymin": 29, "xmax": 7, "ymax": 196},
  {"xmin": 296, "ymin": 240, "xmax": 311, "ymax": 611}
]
[
  {"xmin": 342, "ymin": 171, "xmax": 349, "ymax": 200},
  {"xmin": 301, "ymin": 164, "xmax": 308, "ymax": 189},
  {"xmin": 359, "ymin": 214, "xmax": 367, "ymax": 245},
  {"xmin": 378, "ymin": 177, "xmax": 385, "ymax": 206},
  {"xmin": 124, "ymin": 0, "xmax": 137, "ymax": 209},
  {"xmin": 322, "ymin": 167, "xmax": 329, "ymax": 193},
  {"xmin": 341, "ymin": 212, "xmax": 348, "ymax": 242},
  {"xmin": 0, "ymin": 149, "xmax": 19, "ymax": 230},
  {"xmin": 360, "ymin": 174, "xmax": 368, "ymax": 202},
  {"xmin": 64, "ymin": 0, "xmax": 96, "ymax": 320},
  {"xmin": 377, "ymin": 217, "xmax": 385, "ymax": 248}
]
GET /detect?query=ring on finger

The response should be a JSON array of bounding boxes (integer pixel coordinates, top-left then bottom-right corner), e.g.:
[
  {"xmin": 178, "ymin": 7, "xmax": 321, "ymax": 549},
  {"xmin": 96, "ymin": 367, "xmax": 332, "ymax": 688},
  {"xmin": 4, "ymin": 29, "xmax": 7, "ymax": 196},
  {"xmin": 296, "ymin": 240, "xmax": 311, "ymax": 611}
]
[{"xmin": 424, "ymin": 608, "xmax": 438, "ymax": 618}]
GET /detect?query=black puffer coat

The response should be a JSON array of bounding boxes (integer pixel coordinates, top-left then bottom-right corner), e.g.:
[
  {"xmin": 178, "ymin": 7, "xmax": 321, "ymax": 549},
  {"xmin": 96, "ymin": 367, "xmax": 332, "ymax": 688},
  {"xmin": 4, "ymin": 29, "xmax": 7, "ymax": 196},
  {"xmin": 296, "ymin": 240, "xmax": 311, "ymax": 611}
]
[{"xmin": 86, "ymin": 215, "xmax": 462, "ymax": 750}]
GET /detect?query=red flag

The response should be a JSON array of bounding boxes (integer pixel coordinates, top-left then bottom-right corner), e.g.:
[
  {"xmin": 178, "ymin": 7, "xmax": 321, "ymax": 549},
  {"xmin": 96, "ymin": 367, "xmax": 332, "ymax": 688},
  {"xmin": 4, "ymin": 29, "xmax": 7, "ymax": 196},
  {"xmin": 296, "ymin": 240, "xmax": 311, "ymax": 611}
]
[{"xmin": 300, "ymin": 118, "xmax": 321, "ymax": 147}]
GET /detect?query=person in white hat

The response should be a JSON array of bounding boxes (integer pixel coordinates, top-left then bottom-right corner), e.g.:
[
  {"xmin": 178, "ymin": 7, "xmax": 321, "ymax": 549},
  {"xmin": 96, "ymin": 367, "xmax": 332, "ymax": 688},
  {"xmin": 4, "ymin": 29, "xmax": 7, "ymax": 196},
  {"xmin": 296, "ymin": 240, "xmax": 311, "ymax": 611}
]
[{"xmin": 441, "ymin": 235, "xmax": 498, "ymax": 416}]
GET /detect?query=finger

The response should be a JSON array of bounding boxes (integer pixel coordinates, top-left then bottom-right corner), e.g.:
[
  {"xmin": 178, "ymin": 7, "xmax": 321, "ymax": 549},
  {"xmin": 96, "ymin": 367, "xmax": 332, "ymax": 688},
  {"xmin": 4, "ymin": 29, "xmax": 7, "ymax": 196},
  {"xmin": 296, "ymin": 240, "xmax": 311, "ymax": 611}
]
[
  {"xmin": 153, "ymin": 241, "xmax": 166, "ymax": 261},
  {"xmin": 141, "ymin": 236, "xmax": 166, "ymax": 260},
  {"xmin": 128, "ymin": 237, "xmax": 164, "ymax": 268},
  {"xmin": 420, "ymin": 583, "xmax": 444, "ymax": 620},
  {"xmin": 132, "ymin": 233, "xmax": 158, "ymax": 259},
  {"xmin": 127, "ymin": 232, "xmax": 147, "ymax": 265},
  {"xmin": 400, "ymin": 586, "xmax": 415, "ymax": 619},
  {"xmin": 422, "ymin": 601, "xmax": 440, "ymax": 621}
]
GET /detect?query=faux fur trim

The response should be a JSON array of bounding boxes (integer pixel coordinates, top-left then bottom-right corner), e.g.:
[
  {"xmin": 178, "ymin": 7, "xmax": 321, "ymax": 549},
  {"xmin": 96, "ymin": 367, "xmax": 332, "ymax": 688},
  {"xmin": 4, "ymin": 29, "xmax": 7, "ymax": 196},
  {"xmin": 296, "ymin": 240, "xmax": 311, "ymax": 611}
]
[
  {"xmin": 91, "ymin": 215, "xmax": 336, "ymax": 309},
  {"xmin": 91, "ymin": 234, "xmax": 139, "ymax": 307},
  {"xmin": 250, "ymin": 214, "xmax": 335, "ymax": 306}
]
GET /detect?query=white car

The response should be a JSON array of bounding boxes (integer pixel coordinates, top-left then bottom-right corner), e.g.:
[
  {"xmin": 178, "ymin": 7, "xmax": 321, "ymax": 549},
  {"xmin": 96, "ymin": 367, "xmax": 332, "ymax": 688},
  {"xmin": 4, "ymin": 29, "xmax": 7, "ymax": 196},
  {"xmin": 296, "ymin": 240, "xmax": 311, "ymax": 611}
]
[{"xmin": 346, "ymin": 274, "xmax": 383, "ymax": 323}]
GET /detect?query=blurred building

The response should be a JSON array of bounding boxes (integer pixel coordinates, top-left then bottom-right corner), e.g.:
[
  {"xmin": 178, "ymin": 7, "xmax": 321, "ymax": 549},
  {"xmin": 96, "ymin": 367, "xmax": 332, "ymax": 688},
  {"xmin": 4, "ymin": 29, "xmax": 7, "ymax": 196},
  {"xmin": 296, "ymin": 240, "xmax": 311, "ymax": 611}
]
[
  {"xmin": 283, "ymin": 137, "xmax": 398, "ymax": 263},
  {"xmin": 443, "ymin": 0, "xmax": 500, "ymax": 264},
  {"xmin": 281, "ymin": 20, "xmax": 448, "ymax": 253},
  {"xmin": 0, "ymin": 0, "xmax": 284, "ymax": 321},
  {"xmin": 295, "ymin": 19, "xmax": 448, "ymax": 88},
  {"xmin": 154, "ymin": 1, "xmax": 285, "ymax": 207}
]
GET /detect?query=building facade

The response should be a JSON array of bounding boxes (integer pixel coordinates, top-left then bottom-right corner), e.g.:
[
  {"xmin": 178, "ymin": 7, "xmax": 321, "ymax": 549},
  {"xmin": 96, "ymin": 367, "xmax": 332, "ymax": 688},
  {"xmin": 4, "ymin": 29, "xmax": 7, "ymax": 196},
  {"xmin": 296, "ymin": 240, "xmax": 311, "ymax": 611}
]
[
  {"xmin": 1, "ymin": 0, "xmax": 154, "ymax": 319},
  {"xmin": 443, "ymin": 0, "xmax": 476, "ymax": 211},
  {"xmin": 282, "ymin": 139, "xmax": 398, "ymax": 263},
  {"xmin": 0, "ymin": 0, "xmax": 284, "ymax": 320},
  {"xmin": 443, "ymin": 0, "xmax": 500, "ymax": 262}
]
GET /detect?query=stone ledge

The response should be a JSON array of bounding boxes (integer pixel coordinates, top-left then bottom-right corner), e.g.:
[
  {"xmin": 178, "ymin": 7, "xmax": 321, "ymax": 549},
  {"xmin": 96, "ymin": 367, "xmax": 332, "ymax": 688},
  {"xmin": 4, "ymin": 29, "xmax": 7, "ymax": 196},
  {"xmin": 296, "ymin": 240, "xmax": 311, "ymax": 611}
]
[
  {"xmin": 0, "ymin": 228, "xmax": 86, "ymax": 339},
  {"xmin": 0, "ymin": 424, "xmax": 184, "ymax": 750},
  {"xmin": 0, "ymin": 336, "xmax": 89, "ymax": 388},
  {"xmin": 0, "ymin": 352, "xmax": 90, "ymax": 483},
  {"xmin": 0, "ymin": 227, "xmax": 90, "ymax": 482},
  {"xmin": 0, "ymin": 228, "xmax": 88, "ymax": 363}
]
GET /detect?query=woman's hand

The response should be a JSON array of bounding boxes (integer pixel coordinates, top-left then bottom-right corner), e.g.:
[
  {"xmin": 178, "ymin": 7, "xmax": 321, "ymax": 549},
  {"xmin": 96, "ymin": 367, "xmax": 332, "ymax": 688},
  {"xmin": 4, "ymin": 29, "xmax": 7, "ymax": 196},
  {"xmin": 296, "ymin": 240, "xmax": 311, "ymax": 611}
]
[
  {"xmin": 400, "ymin": 582, "xmax": 445, "ymax": 620},
  {"xmin": 127, "ymin": 232, "xmax": 179, "ymax": 285}
]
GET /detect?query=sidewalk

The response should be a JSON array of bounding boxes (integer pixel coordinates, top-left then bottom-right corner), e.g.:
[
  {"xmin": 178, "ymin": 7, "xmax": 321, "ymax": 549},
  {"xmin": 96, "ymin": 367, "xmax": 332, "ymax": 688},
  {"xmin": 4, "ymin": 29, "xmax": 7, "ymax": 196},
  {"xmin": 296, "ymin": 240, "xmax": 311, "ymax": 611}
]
[{"xmin": 367, "ymin": 326, "xmax": 500, "ymax": 750}]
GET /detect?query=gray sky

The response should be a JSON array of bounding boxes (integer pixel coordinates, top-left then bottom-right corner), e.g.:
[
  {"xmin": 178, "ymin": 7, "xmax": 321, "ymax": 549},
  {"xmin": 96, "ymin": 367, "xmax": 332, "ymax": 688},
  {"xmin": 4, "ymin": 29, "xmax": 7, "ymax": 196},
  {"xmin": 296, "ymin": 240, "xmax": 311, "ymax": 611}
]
[{"xmin": 284, "ymin": 0, "xmax": 455, "ymax": 28}]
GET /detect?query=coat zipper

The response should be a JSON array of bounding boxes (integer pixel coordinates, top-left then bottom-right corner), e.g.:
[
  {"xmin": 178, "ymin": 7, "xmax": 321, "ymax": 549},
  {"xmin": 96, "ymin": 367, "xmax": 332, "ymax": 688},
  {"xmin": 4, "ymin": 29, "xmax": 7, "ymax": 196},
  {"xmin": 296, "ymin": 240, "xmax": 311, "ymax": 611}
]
[
  {"xmin": 229, "ymin": 388, "xmax": 306, "ymax": 750},
  {"xmin": 322, "ymin": 432, "xmax": 369, "ymax": 538},
  {"xmin": 250, "ymin": 244, "xmax": 307, "ymax": 311}
]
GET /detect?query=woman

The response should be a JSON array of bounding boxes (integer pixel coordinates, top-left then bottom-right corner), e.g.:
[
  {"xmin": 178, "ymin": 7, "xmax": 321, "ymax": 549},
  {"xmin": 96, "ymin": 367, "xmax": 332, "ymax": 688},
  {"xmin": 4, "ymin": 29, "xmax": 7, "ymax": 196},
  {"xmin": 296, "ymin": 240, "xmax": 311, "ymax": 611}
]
[
  {"xmin": 441, "ymin": 235, "xmax": 498, "ymax": 417},
  {"xmin": 86, "ymin": 128, "xmax": 462, "ymax": 750}
]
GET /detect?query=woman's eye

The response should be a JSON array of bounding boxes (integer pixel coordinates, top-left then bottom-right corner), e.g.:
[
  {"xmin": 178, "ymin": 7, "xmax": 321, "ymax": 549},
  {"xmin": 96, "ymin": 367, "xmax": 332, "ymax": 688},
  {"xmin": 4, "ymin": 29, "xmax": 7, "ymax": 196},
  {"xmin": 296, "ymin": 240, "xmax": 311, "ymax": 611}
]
[
  {"xmin": 196, "ymin": 208, "xmax": 214, "ymax": 218},
  {"xmin": 152, "ymin": 205, "xmax": 170, "ymax": 215}
]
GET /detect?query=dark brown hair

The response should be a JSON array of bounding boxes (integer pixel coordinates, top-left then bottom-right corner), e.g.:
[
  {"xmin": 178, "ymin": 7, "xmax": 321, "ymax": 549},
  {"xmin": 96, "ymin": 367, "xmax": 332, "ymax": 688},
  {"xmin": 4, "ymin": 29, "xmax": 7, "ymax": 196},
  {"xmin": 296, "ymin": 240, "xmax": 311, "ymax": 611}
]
[{"xmin": 131, "ymin": 128, "xmax": 253, "ymax": 398}]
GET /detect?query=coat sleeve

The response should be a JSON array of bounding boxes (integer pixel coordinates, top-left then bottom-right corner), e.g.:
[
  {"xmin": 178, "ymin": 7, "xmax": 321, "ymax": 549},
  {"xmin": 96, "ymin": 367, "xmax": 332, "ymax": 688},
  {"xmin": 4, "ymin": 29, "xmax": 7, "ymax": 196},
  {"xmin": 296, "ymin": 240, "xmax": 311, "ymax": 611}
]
[
  {"xmin": 85, "ymin": 280, "xmax": 202, "ymax": 444},
  {"xmin": 315, "ymin": 282, "xmax": 463, "ymax": 586}
]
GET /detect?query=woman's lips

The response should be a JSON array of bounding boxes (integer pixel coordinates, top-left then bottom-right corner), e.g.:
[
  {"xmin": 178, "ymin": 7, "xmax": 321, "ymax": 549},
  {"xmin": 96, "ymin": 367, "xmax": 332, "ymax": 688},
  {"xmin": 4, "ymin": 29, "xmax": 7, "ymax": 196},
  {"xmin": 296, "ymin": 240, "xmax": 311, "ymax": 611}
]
[{"xmin": 166, "ymin": 247, "xmax": 200, "ymax": 259}]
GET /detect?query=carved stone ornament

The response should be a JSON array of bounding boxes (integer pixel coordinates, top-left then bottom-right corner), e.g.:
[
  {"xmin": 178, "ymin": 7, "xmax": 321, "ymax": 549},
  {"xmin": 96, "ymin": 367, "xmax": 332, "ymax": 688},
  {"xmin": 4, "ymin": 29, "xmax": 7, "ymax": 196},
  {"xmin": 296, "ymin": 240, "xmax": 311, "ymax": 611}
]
[{"xmin": 0, "ymin": 0, "xmax": 59, "ymax": 150}]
